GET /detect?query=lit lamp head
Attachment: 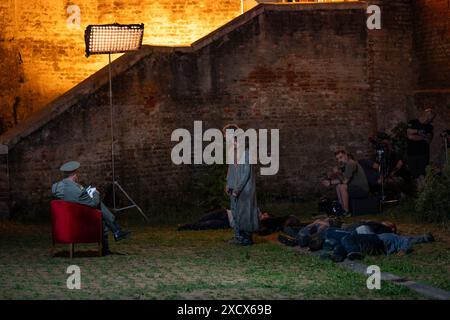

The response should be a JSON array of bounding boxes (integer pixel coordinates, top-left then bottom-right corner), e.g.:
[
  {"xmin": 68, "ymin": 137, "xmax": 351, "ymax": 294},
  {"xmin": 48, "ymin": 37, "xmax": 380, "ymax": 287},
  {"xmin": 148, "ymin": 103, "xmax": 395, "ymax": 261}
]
[{"xmin": 84, "ymin": 23, "xmax": 144, "ymax": 57}]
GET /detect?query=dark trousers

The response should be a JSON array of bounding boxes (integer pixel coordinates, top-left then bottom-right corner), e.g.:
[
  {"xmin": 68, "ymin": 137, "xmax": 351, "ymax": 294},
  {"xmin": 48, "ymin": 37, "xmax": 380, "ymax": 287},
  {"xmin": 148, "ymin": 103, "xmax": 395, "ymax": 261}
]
[
  {"xmin": 235, "ymin": 229, "xmax": 253, "ymax": 245},
  {"xmin": 324, "ymin": 228, "xmax": 359, "ymax": 257},
  {"xmin": 408, "ymin": 154, "xmax": 429, "ymax": 178},
  {"xmin": 284, "ymin": 224, "xmax": 328, "ymax": 247},
  {"xmin": 178, "ymin": 209, "xmax": 230, "ymax": 231},
  {"xmin": 324, "ymin": 228, "xmax": 383, "ymax": 257},
  {"xmin": 101, "ymin": 202, "xmax": 120, "ymax": 251},
  {"xmin": 179, "ymin": 220, "xmax": 230, "ymax": 231}
]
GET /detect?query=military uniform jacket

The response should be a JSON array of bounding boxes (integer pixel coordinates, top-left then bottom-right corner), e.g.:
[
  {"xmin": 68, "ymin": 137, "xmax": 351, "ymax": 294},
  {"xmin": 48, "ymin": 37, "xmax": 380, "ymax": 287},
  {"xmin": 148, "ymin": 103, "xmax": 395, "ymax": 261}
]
[{"xmin": 52, "ymin": 178, "xmax": 100, "ymax": 208}]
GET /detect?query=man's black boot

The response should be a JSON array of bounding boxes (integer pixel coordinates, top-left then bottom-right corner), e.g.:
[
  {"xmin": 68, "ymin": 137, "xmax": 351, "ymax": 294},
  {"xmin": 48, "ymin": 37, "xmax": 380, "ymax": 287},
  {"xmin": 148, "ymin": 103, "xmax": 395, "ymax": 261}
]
[
  {"xmin": 330, "ymin": 253, "xmax": 346, "ymax": 262},
  {"xmin": 347, "ymin": 252, "xmax": 364, "ymax": 260},
  {"xmin": 114, "ymin": 230, "xmax": 132, "ymax": 241},
  {"xmin": 424, "ymin": 232, "xmax": 435, "ymax": 242},
  {"xmin": 102, "ymin": 238, "xmax": 112, "ymax": 256},
  {"xmin": 102, "ymin": 227, "xmax": 112, "ymax": 256},
  {"xmin": 239, "ymin": 232, "xmax": 253, "ymax": 246},
  {"xmin": 102, "ymin": 247, "xmax": 113, "ymax": 256},
  {"xmin": 111, "ymin": 221, "xmax": 131, "ymax": 241}
]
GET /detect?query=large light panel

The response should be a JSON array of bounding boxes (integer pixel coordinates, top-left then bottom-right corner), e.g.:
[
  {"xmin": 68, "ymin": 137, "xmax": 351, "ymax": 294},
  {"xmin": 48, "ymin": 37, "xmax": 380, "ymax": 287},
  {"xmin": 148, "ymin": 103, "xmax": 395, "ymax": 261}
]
[{"xmin": 85, "ymin": 23, "xmax": 144, "ymax": 57}]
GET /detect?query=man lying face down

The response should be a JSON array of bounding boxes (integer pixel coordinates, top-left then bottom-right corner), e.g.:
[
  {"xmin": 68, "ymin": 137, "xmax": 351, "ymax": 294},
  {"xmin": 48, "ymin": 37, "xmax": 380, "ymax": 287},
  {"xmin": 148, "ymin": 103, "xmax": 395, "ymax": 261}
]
[
  {"xmin": 177, "ymin": 208, "xmax": 235, "ymax": 231},
  {"xmin": 278, "ymin": 217, "xmax": 342, "ymax": 249},
  {"xmin": 278, "ymin": 218, "xmax": 435, "ymax": 261},
  {"xmin": 342, "ymin": 220, "xmax": 397, "ymax": 235},
  {"xmin": 257, "ymin": 213, "xmax": 304, "ymax": 236},
  {"xmin": 320, "ymin": 223, "xmax": 435, "ymax": 262},
  {"xmin": 177, "ymin": 208, "xmax": 303, "ymax": 236}
]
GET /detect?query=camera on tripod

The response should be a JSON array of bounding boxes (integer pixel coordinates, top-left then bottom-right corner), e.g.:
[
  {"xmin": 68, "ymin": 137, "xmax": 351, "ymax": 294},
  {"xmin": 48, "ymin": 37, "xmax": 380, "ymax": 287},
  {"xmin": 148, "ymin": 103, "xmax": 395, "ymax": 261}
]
[
  {"xmin": 368, "ymin": 132, "xmax": 390, "ymax": 155},
  {"xmin": 368, "ymin": 132, "xmax": 395, "ymax": 204}
]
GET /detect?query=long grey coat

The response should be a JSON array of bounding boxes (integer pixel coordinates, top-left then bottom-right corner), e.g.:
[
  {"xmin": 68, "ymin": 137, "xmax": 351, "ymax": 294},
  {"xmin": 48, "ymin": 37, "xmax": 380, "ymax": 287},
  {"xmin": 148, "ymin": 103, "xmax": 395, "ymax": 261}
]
[{"xmin": 226, "ymin": 149, "xmax": 259, "ymax": 233}]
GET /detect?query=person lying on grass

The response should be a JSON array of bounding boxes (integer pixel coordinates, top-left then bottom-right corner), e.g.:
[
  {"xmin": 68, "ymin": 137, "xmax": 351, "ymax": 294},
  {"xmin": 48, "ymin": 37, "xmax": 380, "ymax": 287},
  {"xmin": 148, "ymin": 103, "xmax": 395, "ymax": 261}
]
[
  {"xmin": 177, "ymin": 208, "xmax": 303, "ymax": 236},
  {"xmin": 258, "ymin": 213, "xmax": 304, "ymax": 236},
  {"xmin": 319, "ymin": 227, "xmax": 435, "ymax": 262},
  {"xmin": 278, "ymin": 217, "xmax": 343, "ymax": 248},
  {"xmin": 341, "ymin": 220, "xmax": 397, "ymax": 235},
  {"xmin": 278, "ymin": 219, "xmax": 397, "ymax": 249}
]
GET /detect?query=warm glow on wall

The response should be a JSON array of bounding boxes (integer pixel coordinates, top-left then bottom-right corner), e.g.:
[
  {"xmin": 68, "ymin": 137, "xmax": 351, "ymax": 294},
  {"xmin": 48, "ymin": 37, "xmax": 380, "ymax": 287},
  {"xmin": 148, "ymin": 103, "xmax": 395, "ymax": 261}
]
[
  {"xmin": 0, "ymin": 0, "xmax": 360, "ymax": 133},
  {"xmin": 0, "ymin": 0, "xmax": 243, "ymax": 132}
]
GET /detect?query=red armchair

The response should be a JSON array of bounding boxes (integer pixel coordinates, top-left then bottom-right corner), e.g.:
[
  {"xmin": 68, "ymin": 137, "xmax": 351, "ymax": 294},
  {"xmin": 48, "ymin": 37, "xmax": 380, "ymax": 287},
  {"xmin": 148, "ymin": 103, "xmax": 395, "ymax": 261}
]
[{"xmin": 51, "ymin": 200, "xmax": 103, "ymax": 258}]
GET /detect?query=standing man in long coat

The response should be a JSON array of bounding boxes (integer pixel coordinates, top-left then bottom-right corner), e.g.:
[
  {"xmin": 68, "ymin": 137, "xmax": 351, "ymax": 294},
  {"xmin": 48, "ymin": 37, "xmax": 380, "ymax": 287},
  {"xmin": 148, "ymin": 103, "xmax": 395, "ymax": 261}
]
[{"xmin": 225, "ymin": 126, "xmax": 260, "ymax": 246}]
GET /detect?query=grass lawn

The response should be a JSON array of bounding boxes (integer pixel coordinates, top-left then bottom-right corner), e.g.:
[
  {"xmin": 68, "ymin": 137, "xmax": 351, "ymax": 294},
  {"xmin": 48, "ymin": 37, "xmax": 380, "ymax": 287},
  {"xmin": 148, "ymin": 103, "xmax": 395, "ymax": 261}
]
[{"xmin": 0, "ymin": 201, "xmax": 448, "ymax": 299}]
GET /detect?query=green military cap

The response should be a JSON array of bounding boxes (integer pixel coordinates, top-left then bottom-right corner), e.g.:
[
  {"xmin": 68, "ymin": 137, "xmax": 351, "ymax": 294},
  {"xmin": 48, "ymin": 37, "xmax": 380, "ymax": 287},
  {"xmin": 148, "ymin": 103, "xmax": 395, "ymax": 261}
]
[{"xmin": 60, "ymin": 161, "xmax": 80, "ymax": 172}]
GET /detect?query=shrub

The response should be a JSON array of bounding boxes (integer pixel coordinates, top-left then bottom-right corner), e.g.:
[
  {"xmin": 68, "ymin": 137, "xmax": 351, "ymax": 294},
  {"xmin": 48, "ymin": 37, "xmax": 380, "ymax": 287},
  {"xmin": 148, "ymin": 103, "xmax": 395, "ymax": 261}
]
[
  {"xmin": 193, "ymin": 164, "xmax": 229, "ymax": 211},
  {"xmin": 415, "ymin": 163, "xmax": 450, "ymax": 225}
]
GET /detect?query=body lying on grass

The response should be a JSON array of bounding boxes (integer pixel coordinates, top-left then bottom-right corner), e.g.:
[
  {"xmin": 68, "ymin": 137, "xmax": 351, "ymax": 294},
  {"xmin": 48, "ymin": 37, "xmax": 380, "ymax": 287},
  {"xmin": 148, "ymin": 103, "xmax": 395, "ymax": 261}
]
[
  {"xmin": 281, "ymin": 217, "xmax": 343, "ymax": 249},
  {"xmin": 279, "ymin": 219, "xmax": 396, "ymax": 249},
  {"xmin": 177, "ymin": 208, "xmax": 304, "ymax": 236},
  {"xmin": 319, "ymin": 228, "xmax": 435, "ymax": 262},
  {"xmin": 278, "ymin": 219, "xmax": 435, "ymax": 262}
]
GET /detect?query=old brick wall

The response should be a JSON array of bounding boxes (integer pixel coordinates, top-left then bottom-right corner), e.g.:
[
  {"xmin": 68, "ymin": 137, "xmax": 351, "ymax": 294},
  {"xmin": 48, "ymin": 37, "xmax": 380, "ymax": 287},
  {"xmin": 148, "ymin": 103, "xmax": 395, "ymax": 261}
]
[
  {"xmin": 0, "ymin": 0, "xmax": 242, "ymax": 135},
  {"xmin": 413, "ymin": 0, "xmax": 450, "ymax": 164},
  {"xmin": 414, "ymin": 0, "xmax": 450, "ymax": 90},
  {"xmin": 367, "ymin": 0, "xmax": 417, "ymax": 131},
  {"xmin": 5, "ymin": 4, "xmax": 376, "ymax": 219},
  {"xmin": 0, "ymin": 145, "xmax": 8, "ymax": 219},
  {"xmin": 189, "ymin": 6, "xmax": 372, "ymax": 197}
]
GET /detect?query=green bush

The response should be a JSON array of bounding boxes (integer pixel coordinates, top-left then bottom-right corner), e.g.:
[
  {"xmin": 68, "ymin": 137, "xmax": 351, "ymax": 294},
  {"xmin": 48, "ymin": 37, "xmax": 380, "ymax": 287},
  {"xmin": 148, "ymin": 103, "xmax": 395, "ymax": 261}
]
[
  {"xmin": 193, "ymin": 164, "xmax": 229, "ymax": 211},
  {"xmin": 415, "ymin": 163, "xmax": 450, "ymax": 224}
]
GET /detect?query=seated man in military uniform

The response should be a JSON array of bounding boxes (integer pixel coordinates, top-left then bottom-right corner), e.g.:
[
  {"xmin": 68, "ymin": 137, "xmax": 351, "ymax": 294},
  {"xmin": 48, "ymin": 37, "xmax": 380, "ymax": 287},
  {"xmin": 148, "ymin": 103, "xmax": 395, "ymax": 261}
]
[{"xmin": 52, "ymin": 161, "xmax": 131, "ymax": 256}]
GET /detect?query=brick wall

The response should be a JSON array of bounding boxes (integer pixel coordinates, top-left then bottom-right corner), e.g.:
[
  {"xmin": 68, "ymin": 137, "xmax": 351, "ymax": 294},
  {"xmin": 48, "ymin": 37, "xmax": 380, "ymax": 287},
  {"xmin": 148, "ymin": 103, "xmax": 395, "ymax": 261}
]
[
  {"xmin": 0, "ymin": 145, "xmax": 9, "ymax": 219},
  {"xmin": 4, "ymin": 4, "xmax": 377, "ymax": 219},
  {"xmin": 0, "ymin": 0, "xmax": 242, "ymax": 135},
  {"xmin": 414, "ymin": 0, "xmax": 450, "ymax": 90},
  {"xmin": 4, "ymin": 1, "xmax": 448, "ymax": 219},
  {"xmin": 367, "ymin": 0, "xmax": 417, "ymax": 131},
  {"xmin": 413, "ymin": 0, "xmax": 450, "ymax": 164}
]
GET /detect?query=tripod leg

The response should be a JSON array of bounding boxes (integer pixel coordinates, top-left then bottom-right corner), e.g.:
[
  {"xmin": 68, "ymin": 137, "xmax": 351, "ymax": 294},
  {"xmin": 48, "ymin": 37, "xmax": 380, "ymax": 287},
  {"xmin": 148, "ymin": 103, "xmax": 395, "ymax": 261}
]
[
  {"xmin": 134, "ymin": 204, "xmax": 149, "ymax": 223},
  {"xmin": 114, "ymin": 182, "xmax": 150, "ymax": 222},
  {"xmin": 445, "ymin": 138, "xmax": 448, "ymax": 166}
]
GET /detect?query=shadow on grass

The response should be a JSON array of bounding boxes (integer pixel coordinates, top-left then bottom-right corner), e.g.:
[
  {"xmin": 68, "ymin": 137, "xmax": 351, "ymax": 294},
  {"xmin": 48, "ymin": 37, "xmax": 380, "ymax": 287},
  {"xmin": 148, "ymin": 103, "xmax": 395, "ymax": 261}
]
[{"xmin": 52, "ymin": 250, "xmax": 128, "ymax": 258}]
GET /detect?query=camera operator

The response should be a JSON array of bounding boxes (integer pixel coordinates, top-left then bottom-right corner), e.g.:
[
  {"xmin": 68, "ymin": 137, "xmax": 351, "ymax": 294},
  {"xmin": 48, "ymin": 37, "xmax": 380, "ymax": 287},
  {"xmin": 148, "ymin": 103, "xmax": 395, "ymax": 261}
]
[
  {"xmin": 373, "ymin": 137, "xmax": 412, "ymax": 196},
  {"xmin": 406, "ymin": 108, "xmax": 436, "ymax": 187}
]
